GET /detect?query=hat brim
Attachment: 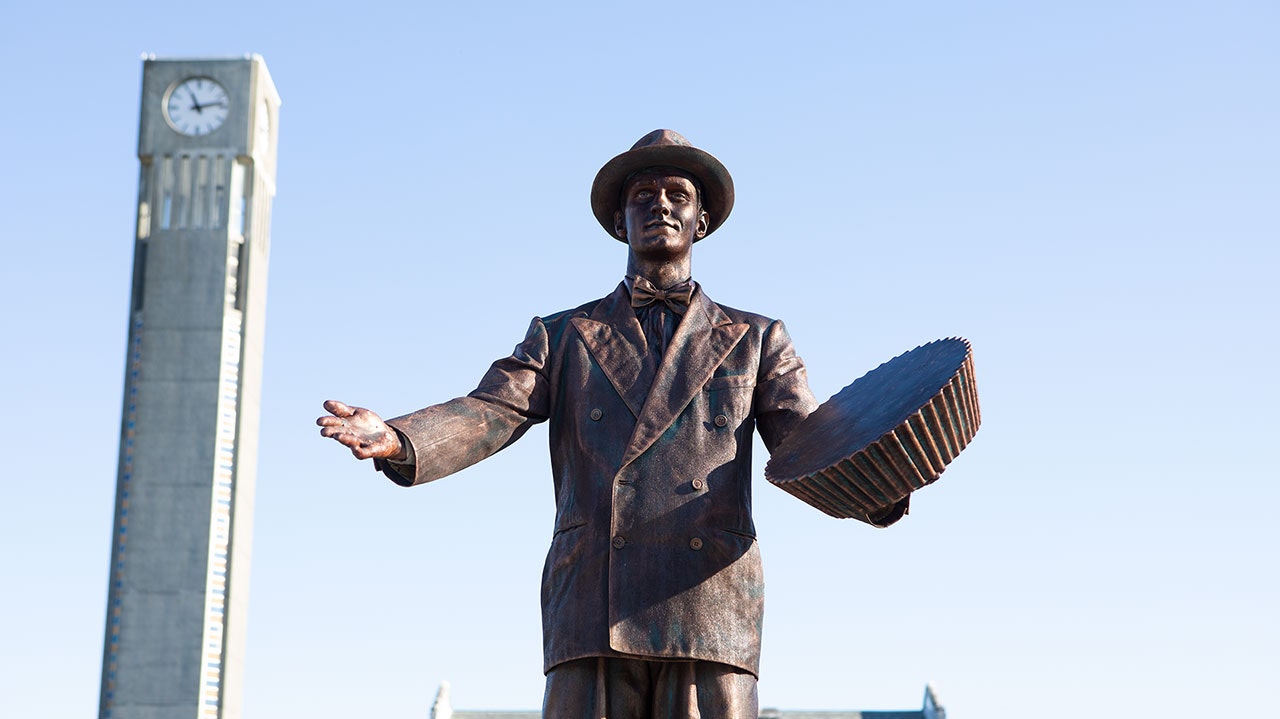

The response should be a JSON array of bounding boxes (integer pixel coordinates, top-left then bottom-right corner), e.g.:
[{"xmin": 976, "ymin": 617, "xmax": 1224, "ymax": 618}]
[{"xmin": 590, "ymin": 144, "xmax": 734, "ymax": 242}]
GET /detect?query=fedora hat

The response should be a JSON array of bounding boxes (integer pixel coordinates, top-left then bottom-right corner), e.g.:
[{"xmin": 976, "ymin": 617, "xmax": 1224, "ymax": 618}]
[{"xmin": 591, "ymin": 129, "xmax": 735, "ymax": 242}]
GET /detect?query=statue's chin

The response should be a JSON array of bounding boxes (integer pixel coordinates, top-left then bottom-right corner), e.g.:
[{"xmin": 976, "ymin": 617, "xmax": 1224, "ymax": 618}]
[{"xmin": 628, "ymin": 234, "xmax": 692, "ymax": 262}]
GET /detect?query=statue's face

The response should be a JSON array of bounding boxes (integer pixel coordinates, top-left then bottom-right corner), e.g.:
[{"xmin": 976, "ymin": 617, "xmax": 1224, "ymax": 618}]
[{"xmin": 615, "ymin": 169, "xmax": 709, "ymax": 259}]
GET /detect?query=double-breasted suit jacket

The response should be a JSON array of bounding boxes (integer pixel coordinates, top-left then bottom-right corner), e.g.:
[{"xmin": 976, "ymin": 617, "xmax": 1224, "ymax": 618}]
[{"xmin": 379, "ymin": 282, "xmax": 818, "ymax": 676}]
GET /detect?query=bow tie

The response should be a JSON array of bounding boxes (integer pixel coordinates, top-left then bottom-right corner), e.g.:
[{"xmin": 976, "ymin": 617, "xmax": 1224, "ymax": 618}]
[{"xmin": 629, "ymin": 276, "xmax": 694, "ymax": 315}]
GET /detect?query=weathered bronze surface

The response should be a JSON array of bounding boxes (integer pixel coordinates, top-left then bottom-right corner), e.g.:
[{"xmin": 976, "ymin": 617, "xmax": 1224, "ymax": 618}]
[
  {"xmin": 591, "ymin": 129, "xmax": 735, "ymax": 240},
  {"xmin": 765, "ymin": 338, "xmax": 981, "ymax": 521},
  {"xmin": 317, "ymin": 130, "xmax": 978, "ymax": 714}
]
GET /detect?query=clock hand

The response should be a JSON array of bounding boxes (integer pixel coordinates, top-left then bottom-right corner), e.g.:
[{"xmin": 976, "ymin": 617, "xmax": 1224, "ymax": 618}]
[{"xmin": 189, "ymin": 89, "xmax": 204, "ymax": 113}]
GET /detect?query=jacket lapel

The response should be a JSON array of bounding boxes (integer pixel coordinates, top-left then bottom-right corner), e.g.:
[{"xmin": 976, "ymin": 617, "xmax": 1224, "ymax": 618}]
[
  {"xmin": 620, "ymin": 287, "xmax": 749, "ymax": 468},
  {"xmin": 570, "ymin": 283, "xmax": 655, "ymax": 418}
]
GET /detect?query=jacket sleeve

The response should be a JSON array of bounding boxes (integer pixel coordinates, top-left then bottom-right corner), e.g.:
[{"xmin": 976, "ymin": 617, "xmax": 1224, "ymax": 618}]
[
  {"xmin": 375, "ymin": 317, "xmax": 552, "ymax": 486},
  {"xmin": 754, "ymin": 319, "xmax": 819, "ymax": 453},
  {"xmin": 753, "ymin": 319, "xmax": 909, "ymax": 527}
]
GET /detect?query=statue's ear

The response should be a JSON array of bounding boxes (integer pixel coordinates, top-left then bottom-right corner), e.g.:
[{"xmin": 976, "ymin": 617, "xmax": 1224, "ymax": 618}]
[
  {"xmin": 614, "ymin": 210, "xmax": 627, "ymax": 239},
  {"xmin": 694, "ymin": 210, "xmax": 709, "ymax": 239}
]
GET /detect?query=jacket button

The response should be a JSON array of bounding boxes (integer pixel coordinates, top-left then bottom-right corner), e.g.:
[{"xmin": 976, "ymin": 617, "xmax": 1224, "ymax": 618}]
[
  {"xmin": 689, "ymin": 537, "xmax": 703, "ymax": 551},
  {"xmin": 590, "ymin": 408, "xmax": 603, "ymax": 421},
  {"xmin": 612, "ymin": 536, "xmax": 626, "ymax": 549},
  {"xmin": 714, "ymin": 414, "xmax": 729, "ymax": 427},
  {"xmin": 691, "ymin": 478, "xmax": 705, "ymax": 490}
]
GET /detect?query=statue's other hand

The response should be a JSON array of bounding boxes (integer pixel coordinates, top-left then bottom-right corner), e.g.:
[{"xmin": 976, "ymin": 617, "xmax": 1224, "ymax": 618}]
[{"xmin": 317, "ymin": 399, "xmax": 406, "ymax": 461}]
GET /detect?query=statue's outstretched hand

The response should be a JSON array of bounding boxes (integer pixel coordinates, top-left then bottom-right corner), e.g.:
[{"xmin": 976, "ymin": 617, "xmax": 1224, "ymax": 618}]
[{"xmin": 317, "ymin": 400, "xmax": 407, "ymax": 461}]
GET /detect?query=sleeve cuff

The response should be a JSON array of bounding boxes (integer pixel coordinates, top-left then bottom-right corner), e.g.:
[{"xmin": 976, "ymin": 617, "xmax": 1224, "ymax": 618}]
[{"xmin": 373, "ymin": 428, "xmax": 417, "ymax": 486}]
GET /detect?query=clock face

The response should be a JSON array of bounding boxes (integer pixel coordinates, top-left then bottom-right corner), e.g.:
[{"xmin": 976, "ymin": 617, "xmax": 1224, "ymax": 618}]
[{"xmin": 165, "ymin": 77, "xmax": 229, "ymax": 136}]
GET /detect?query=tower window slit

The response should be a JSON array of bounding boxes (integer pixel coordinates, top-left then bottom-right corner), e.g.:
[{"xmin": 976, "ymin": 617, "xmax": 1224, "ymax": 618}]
[
  {"xmin": 137, "ymin": 163, "xmax": 151, "ymax": 240},
  {"xmin": 234, "ymin": 241, "xmax": 248, "ymax": 311},
  {"xmin": 131, "ymin": 243, "xmax": 148, "ymax": 312},
  {"xmin": 213, "ymin": 156, "xmax": 227, "ymax": 228},
  {"xmin": 194, "ymin": 155, "xmax": 209, "ymax": 228},
  {"xmin": 158, "ymin": 155, "xmax": 174, "ymax": 231},
  {"xmin": 177, "ymin": 155, "xmax": 191, "ymax": 229}
]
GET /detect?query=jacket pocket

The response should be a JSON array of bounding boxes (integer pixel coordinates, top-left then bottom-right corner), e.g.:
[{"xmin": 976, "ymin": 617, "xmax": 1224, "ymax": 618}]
[{"xmin": 703, "ymin": 374, "xmax": 756, "ymax": 392}]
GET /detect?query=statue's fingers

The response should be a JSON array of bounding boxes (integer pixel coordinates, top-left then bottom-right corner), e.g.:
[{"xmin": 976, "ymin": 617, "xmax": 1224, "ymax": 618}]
[
  {"xmin": 323, "ymin": 399, "xmax": 355, "ymax": 417},
  {"xmin": 316, "ymin": 415, "xmax": 345, "ymax": 427},
  {"xmin": 320, "ymin": 428, "xmax": 363, "ymax": 450}
]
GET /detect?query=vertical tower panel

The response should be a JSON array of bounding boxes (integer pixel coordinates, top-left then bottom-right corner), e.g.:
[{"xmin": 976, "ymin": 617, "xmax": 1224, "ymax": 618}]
[{"xmin": 102, "ymin": 56, "xmax": 279, "ymax": 719}]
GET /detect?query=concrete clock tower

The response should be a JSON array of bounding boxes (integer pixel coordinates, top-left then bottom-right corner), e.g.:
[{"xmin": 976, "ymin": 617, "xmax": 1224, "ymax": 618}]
[{"xmin": 100, "ymin": 55, "xmax": 280, "ymax": 719}]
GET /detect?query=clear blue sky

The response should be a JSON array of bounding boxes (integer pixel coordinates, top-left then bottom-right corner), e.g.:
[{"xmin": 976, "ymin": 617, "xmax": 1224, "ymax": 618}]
[{"xmin": 2, "ymin": 1, "xmax": 1276, "ymax": 717}]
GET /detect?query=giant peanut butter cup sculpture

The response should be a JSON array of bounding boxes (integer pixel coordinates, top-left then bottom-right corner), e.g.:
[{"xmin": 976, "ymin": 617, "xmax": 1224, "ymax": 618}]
[{"xmin": 765, "ymin": 338, "xmax": 981, "ymax": 520}]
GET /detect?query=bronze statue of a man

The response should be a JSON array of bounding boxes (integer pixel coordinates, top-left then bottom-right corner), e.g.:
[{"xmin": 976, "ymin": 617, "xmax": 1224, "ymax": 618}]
[{"xmin": 318, "ymin": 130, "xmax": 906, "ymax": 718}]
